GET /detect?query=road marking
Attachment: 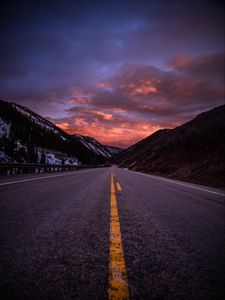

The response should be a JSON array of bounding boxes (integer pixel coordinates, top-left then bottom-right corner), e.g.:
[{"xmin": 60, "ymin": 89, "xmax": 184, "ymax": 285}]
[
  {"xmin": 131, "ymin": 171, "xmax": 225, "ymax": 197},
  {"xmin": 0, "ymin": 169, "xmax": 97, "ymax": 186},
  {"xmin": 116, "ymin": 182, "xmax": 122, "ymax": 192},
  {"xmin": 109, "ymin": 172, "xmax": 129, "ymax": 300}
]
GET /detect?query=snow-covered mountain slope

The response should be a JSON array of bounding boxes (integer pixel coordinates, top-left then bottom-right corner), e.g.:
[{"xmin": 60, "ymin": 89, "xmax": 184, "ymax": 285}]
[
  {"xmin": 104, "ymin": 145, "xmax": 122, "ymax": 155},
  {"xmin": 73, "ymin": 135, "xmax": 116, "ymax": 158},
  {"xmin": 0, "ymin": 99, "xmax": 121, "ymax": 164},
  {"xmin": 11, "ymin": 103, "xmax": 68, "ymax": 141}
]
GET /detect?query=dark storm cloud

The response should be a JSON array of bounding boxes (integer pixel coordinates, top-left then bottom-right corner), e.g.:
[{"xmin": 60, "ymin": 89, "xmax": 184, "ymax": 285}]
[{"xmin": 1, "ymin": 0, "xmax": 223, "ymax": 84}]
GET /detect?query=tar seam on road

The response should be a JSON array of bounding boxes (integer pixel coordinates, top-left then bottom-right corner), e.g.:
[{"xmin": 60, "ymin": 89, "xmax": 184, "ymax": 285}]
[
  {"xmin": 109, "ymin": 172, "xmax": 129, "ymax": 300},
  {"xmin": 116, "ymin": 182, "xmax": 122, "ymax": 192}
]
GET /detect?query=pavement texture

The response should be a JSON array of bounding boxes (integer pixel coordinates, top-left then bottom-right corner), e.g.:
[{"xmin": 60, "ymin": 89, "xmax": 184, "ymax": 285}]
[{"xmin": 0, "ymin": 167, "xmax": 224, "ymax": 300}]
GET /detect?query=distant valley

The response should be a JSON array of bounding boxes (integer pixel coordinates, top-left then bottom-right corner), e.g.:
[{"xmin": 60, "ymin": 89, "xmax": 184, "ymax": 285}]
[{"xmin": 1, "ymin": 99, "xmax": 224, "ymax": 188}]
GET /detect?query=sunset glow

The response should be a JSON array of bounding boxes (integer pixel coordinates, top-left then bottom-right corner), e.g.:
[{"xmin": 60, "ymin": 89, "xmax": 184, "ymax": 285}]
[{"xmin": 0, "ymin": 1, "xmax": 224, "ymax": 147}]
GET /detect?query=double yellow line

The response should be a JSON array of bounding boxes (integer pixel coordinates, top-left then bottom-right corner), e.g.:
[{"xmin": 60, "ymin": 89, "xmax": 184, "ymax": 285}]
[{"xmin": 108, "ymin": 172, "xmax": 130, "ymax": 300}]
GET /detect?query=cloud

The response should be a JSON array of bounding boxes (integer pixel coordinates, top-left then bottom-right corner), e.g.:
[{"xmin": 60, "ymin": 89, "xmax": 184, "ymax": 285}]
[
  {"xmin": 169, "ymin": 52, "xmax": 225, "ymax": 83},
  {"xmin": 0, "ymin": 1, "xmax": 224, "ymax": 147},
  {"xmin": 49, "ymin": 52, "xmax": 224, "ymax": 147},
  {"xmin": 50, "ymin": 101, "xmax": 65, "ymax": 107}
]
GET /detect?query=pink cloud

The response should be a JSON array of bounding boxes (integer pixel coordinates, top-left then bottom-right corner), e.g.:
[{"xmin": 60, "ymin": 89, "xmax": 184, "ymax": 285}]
[
  {"xmin": 50, "ymin": 52, "xmax": 224, "ymax": 147},
  {"xmin": 50, "ymin": 101, "xmax": 66, "ymax": 107}
]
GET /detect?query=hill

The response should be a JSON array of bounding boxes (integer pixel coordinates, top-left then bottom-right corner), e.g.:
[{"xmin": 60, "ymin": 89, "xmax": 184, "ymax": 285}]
[
  {"xmin": 0, "ymin": 99, "xmax": 121, "ymax": 165},
  {"xmin": 112, "ymin": 105, "xmax": 225, "ymax": 188}
]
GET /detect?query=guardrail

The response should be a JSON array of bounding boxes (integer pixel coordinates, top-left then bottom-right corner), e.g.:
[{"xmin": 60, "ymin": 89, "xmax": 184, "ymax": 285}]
[{"xmin": 0, "ymin": 163, "xmax": 102, "ymax": 176}]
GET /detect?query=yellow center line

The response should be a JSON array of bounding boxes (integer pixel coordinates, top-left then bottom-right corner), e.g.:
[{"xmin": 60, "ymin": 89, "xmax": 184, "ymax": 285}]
[
  {"xmin": 116, "ymin": 182, "xmax": 122, "ymax": 192},
  {"xmin": 109, "ymin": 171, "xmax": 130, "ymax": 300}
]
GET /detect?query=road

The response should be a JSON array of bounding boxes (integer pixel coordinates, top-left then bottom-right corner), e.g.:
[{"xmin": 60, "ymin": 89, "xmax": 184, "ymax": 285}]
[{"xmin": 0, "ymin": 167, "xmax": 224, "ymax": 300}]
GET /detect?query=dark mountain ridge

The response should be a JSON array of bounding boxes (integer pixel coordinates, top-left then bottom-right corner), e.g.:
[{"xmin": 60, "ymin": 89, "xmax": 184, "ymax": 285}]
[
  {"xmin": 0, "ymin": 99, "xmax": 121, "ymax": 164},
  {"xmin": 112, "ymin": 105, "xmax": 225, "ymax": 188}
]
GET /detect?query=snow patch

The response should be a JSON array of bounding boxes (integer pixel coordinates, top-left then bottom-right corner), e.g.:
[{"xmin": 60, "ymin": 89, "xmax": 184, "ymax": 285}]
[
  {"xmin": 37, "ymin": 149, "xmax": 80, "ymax": 165},
  {"xmin": 75, "ymin": 135, "xmax": 112, "ymax": 158},
  {"xmin": 0, "ymin": 150, "xmax": 15, "ymax": 162},
  {"xmin": 45, "ymin": 153, "xmax": 62, "ymax": 164},
  {"xmin": 0, "ymin": 117, "xmax": 11, "ymax": 137}
]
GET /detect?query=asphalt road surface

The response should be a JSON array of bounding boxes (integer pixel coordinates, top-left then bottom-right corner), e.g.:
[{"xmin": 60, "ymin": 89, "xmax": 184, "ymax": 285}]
[{"xmin": 0, "ymin": 167, "xmax": 224, "ymax": 300}]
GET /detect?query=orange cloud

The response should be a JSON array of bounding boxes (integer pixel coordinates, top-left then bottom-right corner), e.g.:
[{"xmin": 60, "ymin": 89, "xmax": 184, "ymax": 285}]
[
  {"xmin": 54, "ymin": 112, "xmax": 165, "ymax": 148},
  {"xmin": 91, "ymin": 110, "xmax": 113, "ymax": 120},
  {"xmin": 69, "ymin": 86, "xmax": 93, "ymax": 105},
  {"xmin": 51, "ymin": 52, "xmax": 224, "ymax": 148},
  {"xmin": 97, "ymin": 81, "xmax": 113, "ymax": 90},
  {"xmin": 132, "ymin": 79, "xmax": 158, "ymax": 96},
  {"xmin": 56, "ymin": 122, "xmax": 69, "ymax": 130}
]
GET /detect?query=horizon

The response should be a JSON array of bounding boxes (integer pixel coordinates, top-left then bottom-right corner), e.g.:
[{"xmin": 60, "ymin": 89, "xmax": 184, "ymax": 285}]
[
  {"xmin": 1, "ymin": 98, "xmax": 224, "ymax": 149},
  {"xmin": 0, "ymin": 0, "xmax": 224, "ymax": 148}
]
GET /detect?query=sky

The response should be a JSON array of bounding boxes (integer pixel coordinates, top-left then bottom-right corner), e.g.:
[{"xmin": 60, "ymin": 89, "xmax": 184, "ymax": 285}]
[{"xmin": 0, "ymin": 0, "xmax": 224, "ymax": 147}]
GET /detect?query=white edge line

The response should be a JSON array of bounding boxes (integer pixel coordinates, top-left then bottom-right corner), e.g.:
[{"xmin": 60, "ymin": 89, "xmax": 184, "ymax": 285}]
[
  {"xmin": 0, "ymin": 169, "xmax": 97, "ymax": 186},
  {"xmin": 130, "ymin": 170, "xmax": 225, "ymax": 197}
]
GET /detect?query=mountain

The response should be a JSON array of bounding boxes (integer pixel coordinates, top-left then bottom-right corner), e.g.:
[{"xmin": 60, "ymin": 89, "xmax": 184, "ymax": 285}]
[
  {"xmin": 105, "ymin": 145, "xmax": 123, "ymax": 156},
  {"xmin": 0, "ymin": 99, "xmax": 121, "ymax": 165},
  {"xmin": 112, "ymin": 105, "xmax": 225, "ymax": 188},
  {"xmin": 72, "ymin": 135, "xmax": 118, "ymax": 158}
]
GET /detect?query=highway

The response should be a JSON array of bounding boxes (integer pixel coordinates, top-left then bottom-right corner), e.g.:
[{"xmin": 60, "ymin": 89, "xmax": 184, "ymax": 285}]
[{"xmin": 0, "ymin": 167, "xmax": 224, "ymax": 300}]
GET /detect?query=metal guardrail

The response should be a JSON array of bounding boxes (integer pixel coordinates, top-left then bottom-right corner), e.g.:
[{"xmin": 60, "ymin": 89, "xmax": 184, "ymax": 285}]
[{"xmin": 0, "ymin": 163, "xmax": 102, "ymax": 175}]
